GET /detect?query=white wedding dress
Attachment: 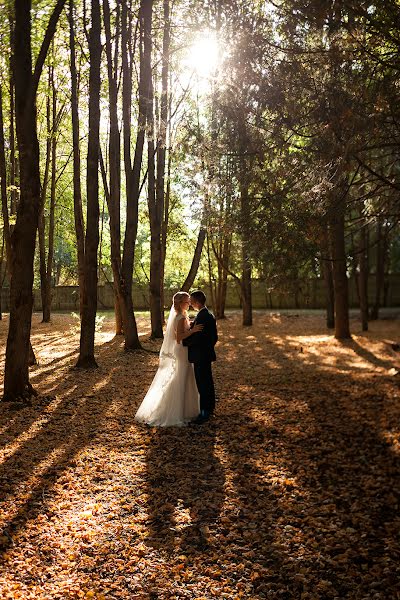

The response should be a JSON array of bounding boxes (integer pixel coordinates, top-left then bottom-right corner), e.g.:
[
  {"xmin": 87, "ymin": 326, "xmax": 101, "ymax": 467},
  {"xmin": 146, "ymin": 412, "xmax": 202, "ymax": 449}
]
[{"xmin": 135, "ymin": 307, "xmax": 200, "ymax": 426}]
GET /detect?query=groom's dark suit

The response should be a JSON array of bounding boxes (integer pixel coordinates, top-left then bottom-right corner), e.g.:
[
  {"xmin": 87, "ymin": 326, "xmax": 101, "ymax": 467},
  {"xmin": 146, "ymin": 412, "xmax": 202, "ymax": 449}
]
[{"xmin": 182, "ymin": 306, "xmax": 218, "ymax": 415}]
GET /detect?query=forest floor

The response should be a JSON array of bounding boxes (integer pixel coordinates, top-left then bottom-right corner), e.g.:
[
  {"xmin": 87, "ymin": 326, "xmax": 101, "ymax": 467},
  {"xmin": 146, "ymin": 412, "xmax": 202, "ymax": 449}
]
[{"xmin": 0, "ymin": 310, "xmax": 400, "ymax": 600}]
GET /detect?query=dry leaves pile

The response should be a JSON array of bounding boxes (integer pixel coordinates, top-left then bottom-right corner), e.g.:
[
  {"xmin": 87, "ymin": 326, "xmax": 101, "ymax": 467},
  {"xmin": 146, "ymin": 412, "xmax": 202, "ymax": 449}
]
[{"xmin": 0, "ymin": 310, "xmax": 399, "ymax": 600}]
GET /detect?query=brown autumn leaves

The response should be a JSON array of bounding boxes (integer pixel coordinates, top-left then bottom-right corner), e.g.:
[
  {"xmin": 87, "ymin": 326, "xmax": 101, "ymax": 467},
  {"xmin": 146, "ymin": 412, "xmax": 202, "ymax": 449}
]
[{"xmin": 0, "ymin": 311, "xmax": 399, "ymax": 599}]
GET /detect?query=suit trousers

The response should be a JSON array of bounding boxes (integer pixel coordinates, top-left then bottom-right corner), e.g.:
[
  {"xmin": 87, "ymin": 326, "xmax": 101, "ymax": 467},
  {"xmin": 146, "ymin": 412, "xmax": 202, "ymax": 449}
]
[{"xmin": 193, "ymin": 361, "xmax": 215, "ymax": 414}]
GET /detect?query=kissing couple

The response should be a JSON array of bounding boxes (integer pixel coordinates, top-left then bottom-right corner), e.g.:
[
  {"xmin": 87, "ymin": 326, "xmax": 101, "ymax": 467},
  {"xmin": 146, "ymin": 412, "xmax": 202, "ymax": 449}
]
[{"xmin": 135, "ymin": 290, "xmax": 218, "ymax": 427}]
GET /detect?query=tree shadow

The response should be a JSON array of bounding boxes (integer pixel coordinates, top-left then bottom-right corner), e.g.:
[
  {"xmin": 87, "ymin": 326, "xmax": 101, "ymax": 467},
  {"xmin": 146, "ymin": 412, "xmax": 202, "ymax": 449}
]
[
  {"xmin": 339, "ymin": 337, "xmax": 395, "ymax": 371},
  {"xmin": 211, "ymin": 313, "xmax": 400, "ymax": 597},
  {"xmin": 144, "ymin": 421, "xmax": 225, "ymax": 554},
  {"xmin": 0, "ymin": 336, "xmax": 141, "ymax": 554}
]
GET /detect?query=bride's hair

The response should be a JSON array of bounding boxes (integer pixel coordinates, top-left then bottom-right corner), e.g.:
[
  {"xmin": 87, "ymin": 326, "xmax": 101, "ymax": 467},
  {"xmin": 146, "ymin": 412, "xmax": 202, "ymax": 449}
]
[{"xmin": 173, "ymin": 291, "xmax": 190, "ymax": 313}]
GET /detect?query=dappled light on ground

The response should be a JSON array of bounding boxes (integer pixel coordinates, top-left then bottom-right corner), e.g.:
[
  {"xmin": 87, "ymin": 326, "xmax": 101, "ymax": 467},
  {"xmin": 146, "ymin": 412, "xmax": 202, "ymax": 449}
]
[{"xmin": 0, "ymin": 310, "xmax": 399, "ymax": 598}]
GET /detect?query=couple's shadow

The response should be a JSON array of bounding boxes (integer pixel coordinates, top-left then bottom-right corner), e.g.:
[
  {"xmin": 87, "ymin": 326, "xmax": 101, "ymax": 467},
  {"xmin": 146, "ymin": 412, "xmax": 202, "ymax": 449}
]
[{"xmin": 145, "ymin": 421, "xmax": 224, "ymax": 553}]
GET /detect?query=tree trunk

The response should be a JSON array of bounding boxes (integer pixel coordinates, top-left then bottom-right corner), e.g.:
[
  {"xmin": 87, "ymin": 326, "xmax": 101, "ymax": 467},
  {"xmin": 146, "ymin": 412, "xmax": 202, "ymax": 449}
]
[
  {"xmin": 147, "ymin": 83, "xmax": 163, "ymax": 338},
  {"xmin": 206, "ymin": 232, "xmax": 217, "ymax": 313},
  {"xmin": 370, "ymin": 218, "xmax": 385, "ymax": 320},
  {"xmin": 321, "ymin": 229, "xmax": 335, "ymax": 329},
  {"xmin": 8, "ymin": 13, "xmax": 18, "ymax": 216},
  {"xmin": 43, "ymin": 84, "xmax": 57, "ymax": 323},
  {"xmin": 76, "ymin": 0, "xmax": 101, "ymax": 368},
  {"xmin": 147, "ymin": 3, "xmax": 163, "ymax": 339},
  {"xmin": 38, "ymin": 68, "xmax": 52, "ymax": 323},
  {"xmin": 240, "ymin": 171, "xmax": 252, "ymax": 326},
  {"xmin": 358, "ymin": 220, "xmax": 368, "ymax": 331},
  {"xmin": 0, "ymin": 85, "xmax": 11, "ymax": 268},
  {"xmin": 103, "ymin": 0, "xmax": 123, "ymax": 335},
  {"xmin": 118, "ymin": 0, "xmax": 152, "ymax": 351},
  {"xmin": 181, "ymin": 227, "xmax": 206, "ymax": 292},
  {"xmin": 4, "ymin": 0, "xmax": 65, "ymax": 400},
  {"xmin": 329, "ymin": 195, "xmax": 351, "ymax": 339},
  {"xmin": 157, "ymin": 0, "xmax": 170, "ymax": 320},
  {"xmin": 69, "ymin": 0, "xmax": 85, "ymax": 317},
  {"xmin": 160, "ymin": 150, "xmax": 171, "ymax": 317}
]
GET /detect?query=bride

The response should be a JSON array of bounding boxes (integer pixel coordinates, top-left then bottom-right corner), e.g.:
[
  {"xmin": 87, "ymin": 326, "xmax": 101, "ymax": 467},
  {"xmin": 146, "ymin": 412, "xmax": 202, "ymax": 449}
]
[{"xmin": 135, "ymin": 291, "xmax": 202, "ymax": 426}]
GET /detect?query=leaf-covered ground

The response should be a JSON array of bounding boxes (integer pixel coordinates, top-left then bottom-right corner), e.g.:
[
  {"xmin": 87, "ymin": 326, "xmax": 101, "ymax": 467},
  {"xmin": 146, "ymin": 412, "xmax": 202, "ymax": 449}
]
[{"xmin": 0, "ymin": 310, "xmax": 399, "ymax": 600}]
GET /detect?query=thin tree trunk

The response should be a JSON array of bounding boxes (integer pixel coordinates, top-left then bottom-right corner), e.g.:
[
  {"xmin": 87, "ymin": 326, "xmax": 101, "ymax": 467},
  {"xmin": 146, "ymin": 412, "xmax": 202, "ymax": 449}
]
[
  {"xmin": 0, "ymin": 85, "xmax": 11, "ymax": 269},
  {"xmin": 329, "ymin": 194, "xmax": 351, "ymax": 339},
  {"xmin": 147, "ymin": 68, "xmax": 163, "ymax": 338},
  {"xmin": 370, "ymin": 218, "xmax": 385, "ymax": 320},
  {"xmin": 4, "ymin": 0, "xmax": 65, "ymax": 400},
  {"xmin": 118, "ymin": 0, "xmax": 152, "ymax": 351},
  {"xmin": 358, "ymin": 219, "xmax": 368, "ymax": 331},
  {"xmin": 8, "ymin": 13, "xmax": 17, "ymax": 216},
  {"xmin": 181, "ymin": 227, "xmax": 206, "ymax": 292},
  {"xmin": 39, "ymin": 69, "xmax": 52, "ymax": 322},
  {"xmin": 42, "ymin": 79, "xmax": 57, "ymax": 323},
  {"xmin": 69, "ymin": 0, "xmax": 85, "ymax": 317},
  {"xmin": 103, "ymin": 0, "xmax": 123, "ymax": 335},
  {"xmin": 321, "ymin": 227, "xmax": 335, "ymax": 329},
  {"xmin": 157, "ymin": 0, "xmax": 170, "ymax": 320},
  {"xmin": 76, "ymin": 0, "xmax": 101, "ymax": 368},
  {"xmin": 160, "ymin": 150, "xmax": 171, "ymax": 316},
  {"xmin": 240, "ymin": 170, "xmax": 252, "ymax": 326}
]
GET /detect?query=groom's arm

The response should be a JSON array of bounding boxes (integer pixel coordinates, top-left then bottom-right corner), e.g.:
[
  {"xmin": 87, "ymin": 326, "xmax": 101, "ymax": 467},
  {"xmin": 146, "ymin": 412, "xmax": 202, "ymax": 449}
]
[
  {"xmin": 182, "ymin": 312, "xmax": 207, "ymax": 347},
  {"xmin": 183, "ymin": 313, "xmax": 216, "ymax": 347}
]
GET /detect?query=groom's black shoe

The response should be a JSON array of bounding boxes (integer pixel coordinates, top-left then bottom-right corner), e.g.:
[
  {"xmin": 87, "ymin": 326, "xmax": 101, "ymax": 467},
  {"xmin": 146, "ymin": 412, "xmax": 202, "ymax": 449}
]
[{"xmin": 191, "ymin": 410, "xmax": 211, "ymax": 425}]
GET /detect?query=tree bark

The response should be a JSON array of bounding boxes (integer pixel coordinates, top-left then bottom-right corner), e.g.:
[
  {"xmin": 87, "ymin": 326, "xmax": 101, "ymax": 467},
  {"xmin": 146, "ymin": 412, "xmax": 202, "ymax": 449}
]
[
  {"xmin": 4, "ymin": 0, "xmax": 65, "ymax": 400},
  {"xmin": 76, "ymin": 0, "xmax": 101, "ymax": 368},
  {"xmin": 370, "ymin": 218, "xmax": 385, "ymax": 320},
  {"xmin": 358, "ymin": 219, "xmax": 369, "ymax": 331},
  {"xmin": 147, "ymin": 73, "xmax": 163, "ymax": 338},
  {"xmin": 239, "ymin": 166, "xmax": 252, "ymax": 326},
  {"xmin": 157, "ymin": 0, "xmax": 170, "ymax": 320},
  {"xmin": 8, "ymin": 12, "xmax": 17, "ymax": 216},
  {"xmin": 0, "ymin": 85, "xmax": 12, "ymax": 269},
  {"xmin": 329, "ymin": 194, "xmax": 351, "ymax": 339},
  {"xmin": 117, "ymin": 0, "xmax": 152, "ymax": 351},
  {"xmin": 103, "ymin": 0, "xmax": 123, "ymax": 335},
  {"xmin": 181, "ymin": 227, "xmax": 206, "ymax": 293},
  {"xmin": 321, "ymin": 227, "xmax": 335, "ymax": 329},
  {"xmin": 38, "ymin": 66, "xmax": 53, "ymax": 323},
  {"xmin": 69, "ymin": 0, "xmax": 85, "ymax": 318}
]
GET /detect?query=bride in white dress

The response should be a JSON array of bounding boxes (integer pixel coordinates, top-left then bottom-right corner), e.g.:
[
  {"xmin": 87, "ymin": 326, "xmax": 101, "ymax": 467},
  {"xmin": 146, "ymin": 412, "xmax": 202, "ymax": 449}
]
[{"xmin": 135, "ymin": 292, "xmax": 202, "ymax": 426}]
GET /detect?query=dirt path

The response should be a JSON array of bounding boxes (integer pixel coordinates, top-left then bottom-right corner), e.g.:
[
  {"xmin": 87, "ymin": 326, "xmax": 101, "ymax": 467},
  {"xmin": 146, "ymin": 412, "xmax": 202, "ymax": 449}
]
[{"xmin": 0, "ymin": 311, "xmax": 399, "ymax": 599}]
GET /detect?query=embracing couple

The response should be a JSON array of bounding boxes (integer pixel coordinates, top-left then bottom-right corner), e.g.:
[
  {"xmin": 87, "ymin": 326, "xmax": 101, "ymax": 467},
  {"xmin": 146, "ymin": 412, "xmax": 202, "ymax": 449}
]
[{"xmin": 135, "ymin": 290, "xmax": 218, "ymax": 427}]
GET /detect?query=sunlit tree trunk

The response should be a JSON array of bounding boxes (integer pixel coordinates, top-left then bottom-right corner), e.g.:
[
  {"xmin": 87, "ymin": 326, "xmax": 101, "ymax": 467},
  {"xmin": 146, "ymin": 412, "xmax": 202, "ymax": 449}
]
[
  {"xmin": 181, "ymin": 227, "xmax": 206, "ymax": 293},
  {"xmin": 38, "ymin": 62, "xmax": 56, "ymax": 323},
  {"xmin": 118, "ymin": 0, "xmax": 152, "ymax": 351},
  {"xmin": 157, "ymin": 0, "xmax": 170, "ymax": 321},
  {"xmin": 239, "ymin": 161, "xmax": 252, "ymax": 327},
  {"xmin": 147, "ymin": 69, "xmax": 163, "ymax": 338},
  {"xmin": 69, "ymin": 0, "xmax": 85, "ymax": 317},
  {"xmin": 76, "ymin": 0, "xmax": 101, "ymax": 368},
  {"xmin": 103, "ymin": 0, "xmax": 123, "ymax": 335}
]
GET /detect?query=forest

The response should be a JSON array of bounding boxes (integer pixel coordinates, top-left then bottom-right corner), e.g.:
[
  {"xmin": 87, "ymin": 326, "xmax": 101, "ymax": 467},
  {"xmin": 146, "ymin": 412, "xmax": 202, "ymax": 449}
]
[
  {"xmin": 0, "ymin": 0, "xmax": 399, "ymax": 399},
  {"xmin": 0, "ymin": 1, "xmax": 400, "ymax": 598}
]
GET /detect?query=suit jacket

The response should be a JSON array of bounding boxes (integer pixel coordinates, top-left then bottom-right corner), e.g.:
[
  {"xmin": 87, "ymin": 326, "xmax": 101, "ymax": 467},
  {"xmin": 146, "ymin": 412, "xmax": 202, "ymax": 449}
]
[{"xmin": 182, "ymin": 307, "xmax": 218, "ymax": 363}]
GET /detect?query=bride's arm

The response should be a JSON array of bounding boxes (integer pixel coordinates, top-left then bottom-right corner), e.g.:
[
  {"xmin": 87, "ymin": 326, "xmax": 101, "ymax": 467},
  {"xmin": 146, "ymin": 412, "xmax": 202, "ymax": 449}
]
[{"xmin": 176, "ymin": 318, "xmax": 203, "ymax": 344}]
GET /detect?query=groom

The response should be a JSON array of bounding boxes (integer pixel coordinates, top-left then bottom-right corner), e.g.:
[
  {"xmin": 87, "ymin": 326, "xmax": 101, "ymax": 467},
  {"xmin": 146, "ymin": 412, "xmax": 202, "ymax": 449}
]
[{"xmin": 183, "ymin": 290, "xmax": 218, "ymax": 423}]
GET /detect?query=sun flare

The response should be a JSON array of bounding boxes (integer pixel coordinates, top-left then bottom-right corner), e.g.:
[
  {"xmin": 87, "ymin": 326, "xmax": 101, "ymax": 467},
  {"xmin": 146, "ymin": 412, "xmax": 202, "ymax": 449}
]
[{"xmin": 185, "ymin": 32, "xmax": 220, "ymax": 79}]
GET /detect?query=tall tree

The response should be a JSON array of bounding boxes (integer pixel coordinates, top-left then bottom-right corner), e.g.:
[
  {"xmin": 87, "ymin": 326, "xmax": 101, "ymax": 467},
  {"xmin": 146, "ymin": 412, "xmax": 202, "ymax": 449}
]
[
  {"xmin": 69, "ymin": 0, "xmax": 85, "ymax": 317},
  {"xmin": 4, "ymin": 0, "xmax": 66, "ymax": 400},
  {"xmin": 76, "ymin": 0, "xmax": 101, "ymax": 368}
]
